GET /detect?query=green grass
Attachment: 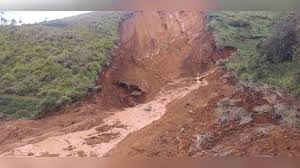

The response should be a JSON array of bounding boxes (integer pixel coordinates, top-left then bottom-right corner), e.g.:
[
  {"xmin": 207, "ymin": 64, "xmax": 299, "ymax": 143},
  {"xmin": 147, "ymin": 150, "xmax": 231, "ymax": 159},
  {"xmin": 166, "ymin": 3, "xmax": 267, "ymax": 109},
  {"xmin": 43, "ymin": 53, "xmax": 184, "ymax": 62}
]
[
  {"xmin": 0, "ymin": 12, "xmax": 124, "ymax": 118},
  {"xmin": 205, "ymin": 11, "xmax": 280, "ymax": 80},
  {"xmin": 206, "ymin": 11, "xmax": 300, "ymax": 96}
]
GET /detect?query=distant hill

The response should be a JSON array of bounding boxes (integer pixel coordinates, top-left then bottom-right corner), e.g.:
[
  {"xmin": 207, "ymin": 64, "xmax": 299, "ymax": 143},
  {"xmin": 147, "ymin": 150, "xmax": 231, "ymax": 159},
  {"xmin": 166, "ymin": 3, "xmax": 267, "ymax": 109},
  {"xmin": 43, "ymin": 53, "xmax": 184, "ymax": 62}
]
[{"xmin": 0, "ymin": 12, "xmax": 124, "ymax": 119}]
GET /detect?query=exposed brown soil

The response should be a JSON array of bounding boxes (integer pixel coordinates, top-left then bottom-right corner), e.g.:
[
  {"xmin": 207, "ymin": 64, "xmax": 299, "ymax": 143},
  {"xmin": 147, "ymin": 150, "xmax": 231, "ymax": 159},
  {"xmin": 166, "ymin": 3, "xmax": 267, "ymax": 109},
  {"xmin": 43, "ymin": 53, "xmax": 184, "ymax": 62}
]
[
  {"xmin": 0, "ymin": 11, "xmax": 300, "ymax": 157},
  {"xmin": 108, "ymin": 69, "xmax": 300, "ymax": 158},
  {"xmin": 99, "ymin": 11, "xmax": 230, "ymax": 107}
]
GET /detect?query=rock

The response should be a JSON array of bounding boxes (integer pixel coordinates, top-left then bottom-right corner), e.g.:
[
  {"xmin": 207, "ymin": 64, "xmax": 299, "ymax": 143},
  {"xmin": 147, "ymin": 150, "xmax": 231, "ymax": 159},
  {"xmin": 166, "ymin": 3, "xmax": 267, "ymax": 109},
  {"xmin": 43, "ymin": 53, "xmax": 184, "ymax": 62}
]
[
  {"xmin": 3, "ymin": 87, "xmax": 17, "ymax": 94},
  {"xmin": 239, "ymin": 115, "xmax": 253, "ymax": 125},
  {"xmin": 189, "ymin": 132, "xmax": 214, "ymax": 154},
  {"xmin": 131, "ymin": 91, "xmax": 143, "ymax": 96},
  {"xmin": 228, "ymin": 20, "xmax": 250, "ymax": 28},
  {"xmin": 0, "ymin": 112, "xmax": 9, "ymax": 121},
  {"xmin": 221, "ymin": 73, "xmax": 232, "ymax": 80},
  {"xmin": 89, "ymin": 85, "xmax": 102, "ymax": 92},
  {"xmin": 188, "ymin": 109, "xmax": 195, "ymax": 114},
  {"xmin": 0, "ymin": 113, "xmax": 5, "ymax": 120},
  {"xmin": 180, "ymin": 128, "xmax": 185, "ymax": 133},
  {"xmin": 263, "ymin": 94, "xmax": 277, "ymax": 104},
  {"xmin": 217, "ymin": 97, "xmax": 236, "ymax": 107},
  {"xmin": 256, "ymin": 125, "xmax": 274, "ymax": 136},
  {"xmin": 263, "ymin": 84, "xmax": 271, "ymax": 89},
  {"xmin": 215, "ymin": 149, "xmax": 234, "ymax": 157},
  {"xmin": 144, "ymin": 105, "xmax": 152, "ymax": 111},
  {"xmin": 253, "ymin": 105, "xmax": 274, "ymax": 114},
  {"xmin": 27, "ymin": 152, "xmax": 35, "ymax": 156}
]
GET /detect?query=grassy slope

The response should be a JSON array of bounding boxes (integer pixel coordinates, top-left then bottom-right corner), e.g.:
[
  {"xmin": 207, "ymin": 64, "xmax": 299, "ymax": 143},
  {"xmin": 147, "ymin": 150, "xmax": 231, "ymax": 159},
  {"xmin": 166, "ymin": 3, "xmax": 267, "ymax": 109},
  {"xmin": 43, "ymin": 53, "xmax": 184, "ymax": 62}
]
[
  {"xmin": 0, "ymin": 12, "xmax": 124, "ymax": 118},
  {"xmin": 206, "ymin": 11, "xmax": 300, "ymax": 96}
]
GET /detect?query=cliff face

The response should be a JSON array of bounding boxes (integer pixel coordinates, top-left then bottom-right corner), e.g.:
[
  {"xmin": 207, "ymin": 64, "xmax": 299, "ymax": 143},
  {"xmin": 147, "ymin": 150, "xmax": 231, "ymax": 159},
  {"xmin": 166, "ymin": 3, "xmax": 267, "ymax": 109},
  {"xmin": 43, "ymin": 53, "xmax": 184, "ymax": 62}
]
[{"xmin": 100, "ymin": 11, "xmax": 232, "ymax": 107}]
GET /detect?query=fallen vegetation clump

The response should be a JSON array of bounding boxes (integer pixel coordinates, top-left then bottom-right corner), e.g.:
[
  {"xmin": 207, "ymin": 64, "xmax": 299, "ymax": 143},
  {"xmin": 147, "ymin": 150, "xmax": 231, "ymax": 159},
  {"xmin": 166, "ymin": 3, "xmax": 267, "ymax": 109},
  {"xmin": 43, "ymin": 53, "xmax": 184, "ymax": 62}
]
[
  {"xmin": 274, "ymin": 104, "xmax": 300, "ymax": 128},
  {"xmin": 252, "ymin": 100, "xmax": 300, "ymax": 128},
  {"xmin": 189, "ymin": 132, "xmax": 215, "ymax": 156},
  {"xmin": 219, "ymin": 69, "xmax": 300, "ymax": 128},
  {"xmin": 215, "ymin": 97, "xmax": 252, "ymax": 126}
]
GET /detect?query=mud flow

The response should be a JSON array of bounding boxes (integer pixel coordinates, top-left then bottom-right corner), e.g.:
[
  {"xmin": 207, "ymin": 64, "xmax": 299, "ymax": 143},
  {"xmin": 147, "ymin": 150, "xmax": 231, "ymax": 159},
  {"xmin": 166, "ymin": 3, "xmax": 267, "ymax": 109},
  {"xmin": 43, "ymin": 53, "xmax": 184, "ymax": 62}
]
[
  {"xmin": 99, "ymin": 11, "xmax": 230, "ymax": 107},
  {"xmin": 1, "ymin": 11, "xmax": 300, "ymax": 157}
]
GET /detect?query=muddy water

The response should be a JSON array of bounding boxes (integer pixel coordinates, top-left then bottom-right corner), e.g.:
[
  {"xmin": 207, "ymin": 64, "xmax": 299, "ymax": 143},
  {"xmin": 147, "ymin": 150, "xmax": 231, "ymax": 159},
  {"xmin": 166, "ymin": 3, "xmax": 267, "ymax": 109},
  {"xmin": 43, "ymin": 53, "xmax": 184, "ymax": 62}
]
[{"xmin": 1, "ymin": 70, "xmax": 215, "ymax": 157}]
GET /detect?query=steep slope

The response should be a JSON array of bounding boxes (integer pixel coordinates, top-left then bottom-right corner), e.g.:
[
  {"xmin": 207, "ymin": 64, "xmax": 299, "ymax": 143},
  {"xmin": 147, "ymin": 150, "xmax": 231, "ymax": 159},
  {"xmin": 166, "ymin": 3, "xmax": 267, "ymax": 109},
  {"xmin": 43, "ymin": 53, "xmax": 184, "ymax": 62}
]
[{"xmin": 0, "ymin": 12, "xmax": 123, "ymax": 118}]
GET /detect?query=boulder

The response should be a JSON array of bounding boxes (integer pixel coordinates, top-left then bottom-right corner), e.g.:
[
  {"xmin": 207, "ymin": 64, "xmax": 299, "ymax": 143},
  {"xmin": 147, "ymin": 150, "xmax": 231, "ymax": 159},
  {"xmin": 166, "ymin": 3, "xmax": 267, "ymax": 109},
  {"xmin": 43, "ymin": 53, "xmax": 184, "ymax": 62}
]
[{"xmin": 144, "ymin": 105, "xmax": 152, "ymax": 111}]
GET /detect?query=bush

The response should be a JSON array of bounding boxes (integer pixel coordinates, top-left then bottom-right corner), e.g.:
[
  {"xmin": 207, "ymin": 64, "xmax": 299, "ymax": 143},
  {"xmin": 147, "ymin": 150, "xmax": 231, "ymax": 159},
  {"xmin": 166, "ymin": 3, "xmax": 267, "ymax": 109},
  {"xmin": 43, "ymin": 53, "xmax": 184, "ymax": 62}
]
[
  {"xmin": 294, "ymin": 48, "xmax": 300, "ymax": 83},
  {"xmin": 215, "ymin": 98, "xmax": 252, "ymax": 126},
  {"xmin": 38, "ymin": 96, "xmax": 61, "ymax": 115},
  {"xmin": 0, "ymin": 95, "xmax": 40, "ymax": 118},
  {"xmin": 256, "ymin": 17, "xmax": 298, "ymax": 64},
  {"xmin": 274, "ymin": 104, "xmax": 300, "ymax": 128}
]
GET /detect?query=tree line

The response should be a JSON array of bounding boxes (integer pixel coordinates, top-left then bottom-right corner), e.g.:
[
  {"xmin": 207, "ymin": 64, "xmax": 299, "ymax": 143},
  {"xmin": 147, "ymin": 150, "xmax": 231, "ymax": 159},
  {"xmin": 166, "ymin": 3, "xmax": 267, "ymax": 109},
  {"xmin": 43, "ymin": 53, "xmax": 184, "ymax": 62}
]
[{"xmin": 0, "ymin": 11, "xmax": 22, "ymax": 26}]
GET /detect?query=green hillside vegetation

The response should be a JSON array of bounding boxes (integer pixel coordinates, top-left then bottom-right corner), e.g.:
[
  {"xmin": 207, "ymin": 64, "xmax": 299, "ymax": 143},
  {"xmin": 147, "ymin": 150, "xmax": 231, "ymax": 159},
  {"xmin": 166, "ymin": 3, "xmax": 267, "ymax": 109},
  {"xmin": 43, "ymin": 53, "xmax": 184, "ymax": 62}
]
[
  {"xmin": 206, "ymin": 11, "xmax": 300, "ymax": 96},
  {"xmin": 0, "ymin": 12, "xmax": 124, "ymax": 119}
]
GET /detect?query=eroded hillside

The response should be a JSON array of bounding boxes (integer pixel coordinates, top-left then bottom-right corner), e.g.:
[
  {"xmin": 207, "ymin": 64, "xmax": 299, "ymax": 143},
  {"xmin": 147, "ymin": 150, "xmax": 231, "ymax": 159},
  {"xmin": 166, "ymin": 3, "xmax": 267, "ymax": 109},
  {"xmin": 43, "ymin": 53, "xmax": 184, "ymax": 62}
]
[{"xmin": 0, "ymin": 11, "xmax": 299, "ymax": 157}]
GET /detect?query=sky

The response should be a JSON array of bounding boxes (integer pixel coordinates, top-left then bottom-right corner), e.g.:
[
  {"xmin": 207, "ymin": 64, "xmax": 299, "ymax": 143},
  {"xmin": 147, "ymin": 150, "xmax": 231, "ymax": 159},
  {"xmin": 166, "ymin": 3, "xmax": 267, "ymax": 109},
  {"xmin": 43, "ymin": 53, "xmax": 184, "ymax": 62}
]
[{"xmin": 2, "ymin": 11, "xmax": 90, "ymax": 24}]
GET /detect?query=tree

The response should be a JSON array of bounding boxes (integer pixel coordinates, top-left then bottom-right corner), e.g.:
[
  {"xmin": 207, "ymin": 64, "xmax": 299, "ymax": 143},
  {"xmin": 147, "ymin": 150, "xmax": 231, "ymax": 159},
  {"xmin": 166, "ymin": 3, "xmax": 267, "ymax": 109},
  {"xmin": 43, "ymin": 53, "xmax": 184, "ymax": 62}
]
[
  {"xmin": 296, "ymin": 10, "xmax": 300, "ymax": 23},
  {"xmin": 19, "ymin": 17, "xmax": 22, "ymax": 25},
  {"xmin": 293, "ymin": 47, "xmax": 300, "ymax": 84},
  {"xmin": 10, "ymin": 19, "xmax": 17, "ymax": 25},
  {"xmin": 1, "ymin": 18, "xmax": 7, "ymax": 25},
  {"xmin": 0, "ymin": 11, "xmax": 5, "ymax": 25},
  {"xmin": 294, "ymin": 18, "xmax": 300, "ymax": 84}
]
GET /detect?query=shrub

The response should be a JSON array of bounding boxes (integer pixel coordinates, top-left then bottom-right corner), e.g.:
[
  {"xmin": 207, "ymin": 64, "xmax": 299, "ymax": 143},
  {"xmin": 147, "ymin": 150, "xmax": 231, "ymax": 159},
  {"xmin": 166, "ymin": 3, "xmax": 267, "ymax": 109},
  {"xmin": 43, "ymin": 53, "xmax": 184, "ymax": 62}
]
[
  {"xmin": 294, "ymin": 48, "xmax": 300, "ymax": 83},
  {"xmin": 38, "ymin": 96, "xmax": 60, "ymax": 115},
  {"xmin": 256, "ymin": 17, "xmax": 298, "ymax": 64},
  {"xmin": 215, "ymin": 98, "xmax": 252, "ymax": 126},
  {"xmin": 274, "ymin": 104, "xmax": 300, "ymax": 128},
  {"xmin": 0, "ymin": 95, "xmax": 40, "ymax": 118}
]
